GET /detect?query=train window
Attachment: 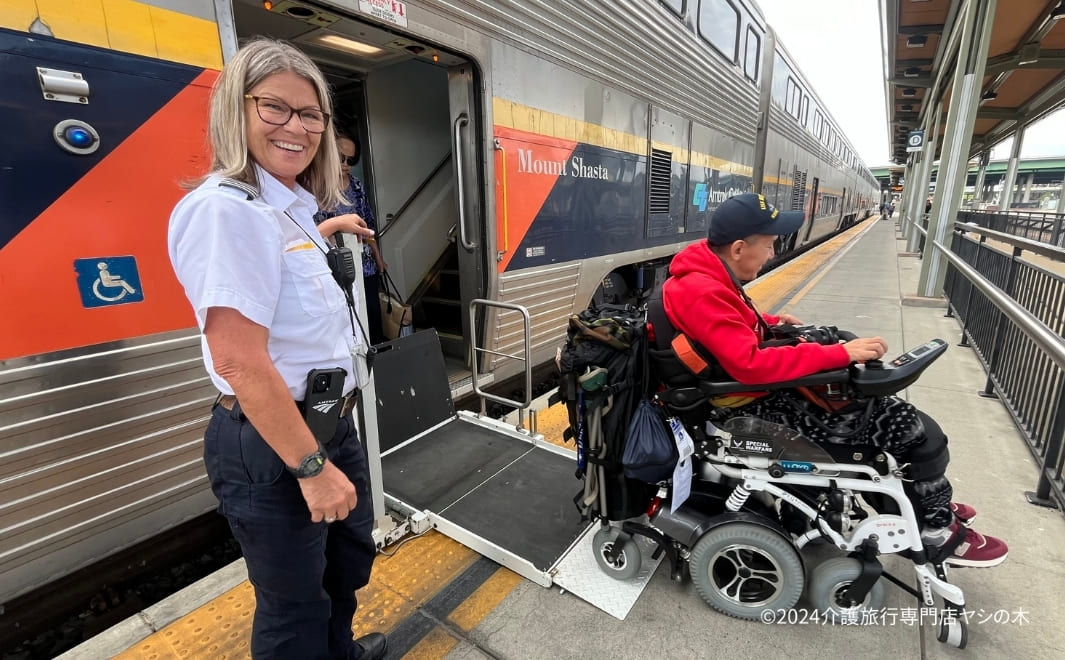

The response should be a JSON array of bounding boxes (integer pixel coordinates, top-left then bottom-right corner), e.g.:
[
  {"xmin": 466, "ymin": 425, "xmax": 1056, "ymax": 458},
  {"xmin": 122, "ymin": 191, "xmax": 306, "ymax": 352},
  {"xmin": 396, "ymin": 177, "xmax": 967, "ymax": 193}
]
[
  {"xmin": 814, "ymin": 110, "xmax": 823, "ymax": 138},
  {"xmin": 799, "ymin": 95, "xmax": 809, "ymax": 125},
  {"xmin": 743, "ymin": 26, "xmax": 760, "ymax": 81},
  {"xmin": 660, "ymin": 0, "xmax": 685, "ymax": 16},
  {"xmin": 785, "ymin": 77, "xmax": 799, "ymax": 116},
  {"xmin": 649, "ymin": 148, "xmax": 672, "ymax": 215},
  {"xmin": 698, "ymin": 0, "xmax": 739, "ymax": 61}
]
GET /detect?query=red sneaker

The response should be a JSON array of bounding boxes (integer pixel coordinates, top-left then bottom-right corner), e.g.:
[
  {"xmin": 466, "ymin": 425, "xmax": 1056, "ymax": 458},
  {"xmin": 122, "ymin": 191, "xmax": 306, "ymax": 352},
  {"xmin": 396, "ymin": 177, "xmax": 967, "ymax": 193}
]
[
  {"xmin": 944, "ymin": 528, "xmax": 1008, "ymax": 568},
  {"xmin": 950, "ymin": 502, "xmax": 977, "ymax": 526}
]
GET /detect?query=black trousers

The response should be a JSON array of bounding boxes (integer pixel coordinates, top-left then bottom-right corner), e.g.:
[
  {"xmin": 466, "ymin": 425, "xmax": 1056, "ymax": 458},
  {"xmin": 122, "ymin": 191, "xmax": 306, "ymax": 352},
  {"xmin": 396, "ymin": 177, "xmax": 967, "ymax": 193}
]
[
  {"xmin": 724, "ymin": 391, "xmax": 954, "ymax": 530},
  {"xmin": 204, "ymin": 402, "xmax": 377, "ymax": 659}
]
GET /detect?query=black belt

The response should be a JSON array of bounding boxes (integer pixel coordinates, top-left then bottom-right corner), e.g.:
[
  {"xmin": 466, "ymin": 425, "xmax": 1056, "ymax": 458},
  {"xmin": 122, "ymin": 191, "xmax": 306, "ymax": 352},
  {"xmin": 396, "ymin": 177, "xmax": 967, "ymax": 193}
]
[{"xmin": 218, "ymin": 391, "xmax": 359, "ymax": 418}]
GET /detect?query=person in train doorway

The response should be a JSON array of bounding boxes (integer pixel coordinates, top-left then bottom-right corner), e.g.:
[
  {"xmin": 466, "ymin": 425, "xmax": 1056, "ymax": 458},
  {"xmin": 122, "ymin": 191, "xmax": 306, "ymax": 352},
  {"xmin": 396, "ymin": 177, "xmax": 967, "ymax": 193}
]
[
  {"xmin": 167, "ymin": 38, "xmax": 387, "ymax": 660},
  {"xmin": 661, "ymin": 192, "xmax": 1008, "ymax": 567},
  {"xmin": 316, "ymin": 132, "xmax": 387, "ymax": 345}
]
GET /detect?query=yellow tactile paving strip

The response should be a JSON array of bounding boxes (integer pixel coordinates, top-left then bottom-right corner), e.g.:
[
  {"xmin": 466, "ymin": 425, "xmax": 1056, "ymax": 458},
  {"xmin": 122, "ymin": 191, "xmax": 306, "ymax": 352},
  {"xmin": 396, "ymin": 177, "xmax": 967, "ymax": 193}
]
[
  {"xmin": 115, "ymin": 218, "xmax": 874, "ymax": 660},
  {"xmin": 116, "ymin": 531, "xmax": 479, "ymax": 660}
]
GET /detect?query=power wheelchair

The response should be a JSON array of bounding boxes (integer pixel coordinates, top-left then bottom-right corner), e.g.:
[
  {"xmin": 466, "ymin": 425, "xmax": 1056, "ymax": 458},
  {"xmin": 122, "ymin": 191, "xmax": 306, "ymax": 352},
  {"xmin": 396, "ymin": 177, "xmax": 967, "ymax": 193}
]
[{"xmin": 588, "ymin": 303, "xmax": 973, "ymax": 648}]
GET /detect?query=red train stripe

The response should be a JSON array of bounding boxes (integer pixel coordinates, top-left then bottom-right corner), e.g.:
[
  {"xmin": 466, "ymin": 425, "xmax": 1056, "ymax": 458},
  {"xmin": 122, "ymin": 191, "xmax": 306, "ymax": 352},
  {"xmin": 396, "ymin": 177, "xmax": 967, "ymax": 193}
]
[{"xmin": 494, "ymin": 126, "xmax": 577, "ymax": 273}]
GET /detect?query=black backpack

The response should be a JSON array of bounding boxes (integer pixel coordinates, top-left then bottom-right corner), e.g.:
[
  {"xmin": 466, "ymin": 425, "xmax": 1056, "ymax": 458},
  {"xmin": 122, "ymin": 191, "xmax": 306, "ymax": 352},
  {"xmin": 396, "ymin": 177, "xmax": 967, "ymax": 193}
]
[{"xmin": 556, "ymin": 303, "xmax": 657, "ymax": 520}]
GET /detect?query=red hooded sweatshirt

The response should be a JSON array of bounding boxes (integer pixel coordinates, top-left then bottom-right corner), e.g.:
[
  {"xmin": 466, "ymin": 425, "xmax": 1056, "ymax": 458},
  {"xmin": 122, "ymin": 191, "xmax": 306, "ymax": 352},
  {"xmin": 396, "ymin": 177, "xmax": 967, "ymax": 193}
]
[{"xmin": 662, "ymin": 241, "xmax": 850, "ymax": 386}]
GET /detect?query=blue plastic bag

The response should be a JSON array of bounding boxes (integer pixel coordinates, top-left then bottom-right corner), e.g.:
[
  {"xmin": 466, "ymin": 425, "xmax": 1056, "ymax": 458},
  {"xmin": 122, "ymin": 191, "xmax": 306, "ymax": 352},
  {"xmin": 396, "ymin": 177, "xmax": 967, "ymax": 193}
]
[{"xmin": 622, "ymin": 399, "xmax": 678, "ymax": 483}]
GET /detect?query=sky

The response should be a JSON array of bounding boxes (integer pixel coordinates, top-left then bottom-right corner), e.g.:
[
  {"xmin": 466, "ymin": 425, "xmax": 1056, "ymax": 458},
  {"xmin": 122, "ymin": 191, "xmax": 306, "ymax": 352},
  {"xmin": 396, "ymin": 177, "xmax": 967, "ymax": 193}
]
[{"xmin": 755, "ymin": 0, "xmax": 1065, "ymax": 167}]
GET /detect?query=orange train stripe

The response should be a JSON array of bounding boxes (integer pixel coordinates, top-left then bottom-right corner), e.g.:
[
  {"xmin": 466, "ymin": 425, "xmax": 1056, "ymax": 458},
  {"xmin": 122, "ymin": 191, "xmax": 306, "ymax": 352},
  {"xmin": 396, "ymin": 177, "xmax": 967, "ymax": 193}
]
[
  {"xmin": 493, "ymin": 125, "xmax": 577, "ymax": 273},
  {"xmin": 0, "ymin": 69, "xmax": 218, "ymax": 360}
]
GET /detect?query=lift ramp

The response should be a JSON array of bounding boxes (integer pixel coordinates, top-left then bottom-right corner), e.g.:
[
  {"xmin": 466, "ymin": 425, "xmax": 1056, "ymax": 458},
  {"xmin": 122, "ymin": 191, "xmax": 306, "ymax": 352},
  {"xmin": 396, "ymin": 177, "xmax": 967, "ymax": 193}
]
[{"xmin": 373, "ymin": 329, "xmax": 661, "ymax": 619}]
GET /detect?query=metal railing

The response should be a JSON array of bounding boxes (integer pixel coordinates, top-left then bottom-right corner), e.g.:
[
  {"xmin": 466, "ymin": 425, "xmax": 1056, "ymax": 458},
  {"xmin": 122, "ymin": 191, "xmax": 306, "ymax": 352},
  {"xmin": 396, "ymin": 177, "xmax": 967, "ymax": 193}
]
[
  {"xmin": 941, "ymin": 223, "xmax": 1065, "ymax": 512},
  {"xmin": 468, "ymin": 299, "xmax": 532, "ymax": 427},
  {"xmin": 958, "ymin": 209, "xmax": 1065, "ymax": 248},
  {"xmin": 378, "ymin": 152, "xmax": 453, "ymax": 239}
]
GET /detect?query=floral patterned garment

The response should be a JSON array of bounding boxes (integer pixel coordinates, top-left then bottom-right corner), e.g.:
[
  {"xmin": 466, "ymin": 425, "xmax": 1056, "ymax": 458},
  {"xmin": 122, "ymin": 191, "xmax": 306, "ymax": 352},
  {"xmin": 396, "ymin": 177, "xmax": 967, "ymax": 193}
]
[{"xmin": 315, "ymin": 174, "xmax": 379, "ymax": 276}]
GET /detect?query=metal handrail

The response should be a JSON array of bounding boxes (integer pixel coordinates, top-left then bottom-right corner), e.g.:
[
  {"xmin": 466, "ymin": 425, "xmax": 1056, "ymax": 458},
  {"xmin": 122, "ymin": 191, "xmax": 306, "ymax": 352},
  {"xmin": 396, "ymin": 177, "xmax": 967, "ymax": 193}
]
[
  {"xmin": 936, "ymin": 234, "xmax": 1065, "ymax": 509},
  {"xmin": 468, "ymin": 299, "xmax": 532, "ymax": 424},
  {"xmin": 952, "ymin": 221, "xmax": 1065, "ymax": 262},
  {"xmin": 453, "ymin": 113, "xmax": 475, "ymax": 251},
  {"xmin": 933, "ymin": 237, "xmax": 1065, "ymax": 370},
  {"xmin": 378, "ymin": 152, "xmax": 453, "ymax": 239}
]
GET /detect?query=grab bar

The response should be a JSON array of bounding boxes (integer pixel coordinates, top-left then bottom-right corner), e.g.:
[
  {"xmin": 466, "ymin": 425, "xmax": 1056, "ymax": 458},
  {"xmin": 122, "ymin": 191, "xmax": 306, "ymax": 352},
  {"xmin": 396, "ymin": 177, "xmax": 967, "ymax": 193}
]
[{"xmin": 453, "ymin": 113, "xmax": 475, "ymax": 251}]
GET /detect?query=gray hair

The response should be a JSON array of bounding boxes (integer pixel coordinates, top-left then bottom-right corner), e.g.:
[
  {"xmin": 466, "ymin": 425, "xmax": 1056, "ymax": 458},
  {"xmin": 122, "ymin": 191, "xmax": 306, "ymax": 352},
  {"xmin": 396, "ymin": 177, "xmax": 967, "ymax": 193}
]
[{"xmin": 203, "ymin": 38, "xmax": 343, "ymax": 209}]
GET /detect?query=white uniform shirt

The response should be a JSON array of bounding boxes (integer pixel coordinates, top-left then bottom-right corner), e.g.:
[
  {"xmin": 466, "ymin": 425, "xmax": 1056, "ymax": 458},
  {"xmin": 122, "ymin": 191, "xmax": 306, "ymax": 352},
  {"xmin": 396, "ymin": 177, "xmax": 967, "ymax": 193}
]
[{"xmin": 168, "ymin": 166, "xmax": 360, "ymax": 399}]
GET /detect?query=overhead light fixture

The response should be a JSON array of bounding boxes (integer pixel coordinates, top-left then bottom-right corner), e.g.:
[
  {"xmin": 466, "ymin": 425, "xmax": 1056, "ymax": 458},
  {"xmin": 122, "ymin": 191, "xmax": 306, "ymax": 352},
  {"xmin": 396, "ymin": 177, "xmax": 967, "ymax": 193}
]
[
  {"xmin": 901, "ymin": 104, "xmax": 914, "ymax": 111},
  {"xmin": 903, "ymin": 67, "xmax": 922, "ymax": 77},
  {"xmin": 902, "ymin": 87, "xmax": 917, "ymax": 97},
  {"xmin": 1051, "ymin": 2, "xmax": 1065, "ymax": 20},
  {"xmin": 906, "ymin": 35, "xmax": 928, "ymax": 48},
  {"xmin": 314, "ymin": 34, "xmax": 384, "ymax": 56},
  {"xmin": 981, "ymin": 90, "xmax": 998, "ymax": 101}
]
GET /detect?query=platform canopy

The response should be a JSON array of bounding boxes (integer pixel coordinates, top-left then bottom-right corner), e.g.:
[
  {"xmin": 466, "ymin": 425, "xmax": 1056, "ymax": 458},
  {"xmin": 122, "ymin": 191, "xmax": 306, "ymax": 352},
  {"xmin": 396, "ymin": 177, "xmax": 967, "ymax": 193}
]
[{"xmin": 882, "ymin": 0, "xmax": 1065, "ymax": 164}]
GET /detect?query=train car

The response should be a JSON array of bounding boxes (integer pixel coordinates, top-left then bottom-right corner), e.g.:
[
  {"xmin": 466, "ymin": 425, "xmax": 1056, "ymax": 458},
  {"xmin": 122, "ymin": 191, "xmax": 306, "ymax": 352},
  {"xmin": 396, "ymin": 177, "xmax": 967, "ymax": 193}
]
[
  {"xmin": 760, "ymin": 39, "xmax": 879, "ymax": 254},
  {"xmin": 0, "ymin": 0, "xmax": 877, "ymax": 609}
]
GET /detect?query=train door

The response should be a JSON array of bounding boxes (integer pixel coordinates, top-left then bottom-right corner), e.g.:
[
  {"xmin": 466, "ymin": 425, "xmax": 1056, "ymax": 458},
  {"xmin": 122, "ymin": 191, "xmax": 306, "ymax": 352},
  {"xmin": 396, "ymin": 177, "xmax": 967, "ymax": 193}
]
[
  {"xmin": 229, "ymin": 0, "xmax": 486, "ymax": 383},
  {"xmin": 803, "ymin": 177, "xmax": 819, "ymax": 242},
  {"xmin": 778, "ymin": 166, "xmax": 806, "ymax": 253},
  {"xmin": 447, "ymin": 64, "xmax": 485, "ymax": 363}
]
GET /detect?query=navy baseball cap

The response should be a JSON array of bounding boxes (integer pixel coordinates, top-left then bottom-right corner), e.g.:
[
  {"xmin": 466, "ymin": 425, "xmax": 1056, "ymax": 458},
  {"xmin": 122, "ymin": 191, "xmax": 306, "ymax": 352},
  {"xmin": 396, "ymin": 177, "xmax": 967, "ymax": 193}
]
[{"xmin": 708, "ymin": 193, "xmax": 805, "ymax": 245}]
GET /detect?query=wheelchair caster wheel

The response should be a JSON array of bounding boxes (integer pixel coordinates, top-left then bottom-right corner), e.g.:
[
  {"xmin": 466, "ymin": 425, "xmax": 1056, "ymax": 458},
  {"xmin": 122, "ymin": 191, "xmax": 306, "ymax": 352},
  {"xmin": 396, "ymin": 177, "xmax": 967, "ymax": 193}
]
[
  {"xmin": 592, "ymin": 527, "xmax": 642, "ymax": 580},
  {"xmin": 806, "ymin": 558, "xmax": 886, "ymax": 624},
  {"xmin": 689, "ymin": 522, "xmax": 803, "ymax": 620},
  {"xmin": 937, "ymin": 615, "xmax": 967, "ymax": 649}
]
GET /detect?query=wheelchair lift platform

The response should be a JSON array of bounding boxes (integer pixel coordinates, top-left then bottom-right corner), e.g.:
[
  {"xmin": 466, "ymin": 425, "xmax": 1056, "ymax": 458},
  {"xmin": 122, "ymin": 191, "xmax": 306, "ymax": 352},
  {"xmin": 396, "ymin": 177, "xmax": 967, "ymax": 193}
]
[{"xmin": 374, "ymin": 330, "xmax": 660, "ymax": 619}]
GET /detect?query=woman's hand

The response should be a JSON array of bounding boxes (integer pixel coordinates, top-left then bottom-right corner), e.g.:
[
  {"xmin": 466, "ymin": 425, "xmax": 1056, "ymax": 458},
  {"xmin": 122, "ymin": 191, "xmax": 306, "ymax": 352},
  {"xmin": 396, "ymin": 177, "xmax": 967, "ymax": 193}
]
[
  {"xmin": 297, "ymin": 462, "xmax": 358, "ymax": 523},
  {"xmin": 777, "ymin": 313, "xmax": 803, "ymax": 326},
  {"xmin": 317, "ymin": 214, "xmax": 375, "ymax": 241}
]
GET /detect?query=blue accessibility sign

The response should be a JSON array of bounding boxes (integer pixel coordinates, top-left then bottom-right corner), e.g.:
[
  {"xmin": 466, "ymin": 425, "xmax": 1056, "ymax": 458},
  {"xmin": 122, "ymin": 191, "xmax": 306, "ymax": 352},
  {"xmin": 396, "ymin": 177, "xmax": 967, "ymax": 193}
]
[{"xmin": 74, "ymin": 256, "xmax": 145, "ymax": 308}]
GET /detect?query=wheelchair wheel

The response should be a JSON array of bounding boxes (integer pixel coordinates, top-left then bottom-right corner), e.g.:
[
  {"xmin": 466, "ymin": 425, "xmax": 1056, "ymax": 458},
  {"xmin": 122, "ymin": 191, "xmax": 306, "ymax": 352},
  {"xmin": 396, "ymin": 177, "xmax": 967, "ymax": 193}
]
[
  {"xmin": 937, "ymin": 611, "xmax": 968, "ymax": 649},
  {"xmin": 592, "ymin": 526, "xmax": 642, "ymax": 580},
  {"xmin": 806, "ymin": 557, "xmax": 886, "ymax": 623},
  {"xmin": 689, "ymin": 523, "xmax": 804, "ymax": 620}
]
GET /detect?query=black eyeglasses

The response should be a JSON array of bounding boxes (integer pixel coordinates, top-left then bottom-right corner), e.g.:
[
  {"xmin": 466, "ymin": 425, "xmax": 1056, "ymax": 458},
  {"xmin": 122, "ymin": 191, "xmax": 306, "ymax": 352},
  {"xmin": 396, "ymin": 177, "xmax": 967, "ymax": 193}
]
[
  {"xmin": 340, "ymin": 155, "xmax": 358, "ymax": 166},
  {"xmin": 245, "ymin": 95, "xmax": 330, "ymax": 134}
]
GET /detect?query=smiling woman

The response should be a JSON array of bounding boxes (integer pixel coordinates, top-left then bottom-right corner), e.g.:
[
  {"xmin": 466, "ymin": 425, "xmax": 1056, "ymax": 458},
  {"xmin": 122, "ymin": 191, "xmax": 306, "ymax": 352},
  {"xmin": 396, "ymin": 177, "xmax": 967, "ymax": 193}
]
[{"xmin": 167, "ymin": 38, "xmax": 386, "ymax": 660}]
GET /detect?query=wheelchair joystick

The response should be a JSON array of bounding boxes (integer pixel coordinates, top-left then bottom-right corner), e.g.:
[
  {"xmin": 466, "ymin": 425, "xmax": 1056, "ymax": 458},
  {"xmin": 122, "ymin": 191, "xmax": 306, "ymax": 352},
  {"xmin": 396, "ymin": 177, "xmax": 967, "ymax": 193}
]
[{"xmin": 864, "ymin": 359, "xmax": 884, "ymax": 369}]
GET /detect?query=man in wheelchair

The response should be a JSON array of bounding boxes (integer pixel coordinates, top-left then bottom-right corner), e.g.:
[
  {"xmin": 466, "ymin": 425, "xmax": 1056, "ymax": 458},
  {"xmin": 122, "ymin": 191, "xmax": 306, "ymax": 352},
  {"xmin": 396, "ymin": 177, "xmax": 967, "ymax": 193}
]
[{"xmin": 657, "ymin": 193, "xmax": 1007, "ymax": 568}]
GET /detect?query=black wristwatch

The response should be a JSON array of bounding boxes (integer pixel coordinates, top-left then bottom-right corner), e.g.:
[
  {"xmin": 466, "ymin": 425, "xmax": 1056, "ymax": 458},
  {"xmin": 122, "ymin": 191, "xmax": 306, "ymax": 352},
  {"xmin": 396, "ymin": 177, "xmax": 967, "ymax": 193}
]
[{"xmin": 288, "ymin": 448, "xmax": 327, "ymax": 479}]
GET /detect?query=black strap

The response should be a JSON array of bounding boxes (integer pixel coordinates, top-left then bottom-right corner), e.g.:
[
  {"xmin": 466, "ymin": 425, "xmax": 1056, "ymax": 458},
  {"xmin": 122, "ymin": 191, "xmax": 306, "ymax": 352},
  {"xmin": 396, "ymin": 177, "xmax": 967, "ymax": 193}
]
[{"xmin": 216, "ymin": 177, "xmax": 373, "ymax": 356}]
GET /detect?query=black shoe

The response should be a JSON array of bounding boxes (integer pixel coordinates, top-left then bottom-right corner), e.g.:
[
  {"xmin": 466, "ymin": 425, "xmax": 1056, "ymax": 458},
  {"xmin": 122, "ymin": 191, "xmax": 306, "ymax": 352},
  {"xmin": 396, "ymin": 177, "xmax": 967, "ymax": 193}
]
[{"xmin": 355, "ymin": 632, "xmax": 388, "ymax": 660}]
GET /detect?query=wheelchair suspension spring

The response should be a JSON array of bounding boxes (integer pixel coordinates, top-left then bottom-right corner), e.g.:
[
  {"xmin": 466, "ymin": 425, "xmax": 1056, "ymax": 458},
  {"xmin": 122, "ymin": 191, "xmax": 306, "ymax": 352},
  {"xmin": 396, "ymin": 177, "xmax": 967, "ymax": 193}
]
[{"xmin": 725, "ymin": 484, "xmax": 750, "ymax": 512}]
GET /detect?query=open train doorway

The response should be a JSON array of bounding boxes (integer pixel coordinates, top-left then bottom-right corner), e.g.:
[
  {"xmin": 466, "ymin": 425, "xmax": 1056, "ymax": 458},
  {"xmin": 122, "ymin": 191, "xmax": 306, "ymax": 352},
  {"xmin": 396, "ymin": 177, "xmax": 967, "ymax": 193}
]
[{"xmin": 230, "ymin": 0, "xmax": 486, "ymax": 392}]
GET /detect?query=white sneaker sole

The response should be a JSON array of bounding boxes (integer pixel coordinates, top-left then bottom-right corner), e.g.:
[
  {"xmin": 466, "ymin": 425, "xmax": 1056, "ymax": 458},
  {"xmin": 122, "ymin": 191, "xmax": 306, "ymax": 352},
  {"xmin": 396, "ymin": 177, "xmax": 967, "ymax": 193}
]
[{"xmin": 943, "ymin": 551, "xmax": 1007, "ymax": 568}]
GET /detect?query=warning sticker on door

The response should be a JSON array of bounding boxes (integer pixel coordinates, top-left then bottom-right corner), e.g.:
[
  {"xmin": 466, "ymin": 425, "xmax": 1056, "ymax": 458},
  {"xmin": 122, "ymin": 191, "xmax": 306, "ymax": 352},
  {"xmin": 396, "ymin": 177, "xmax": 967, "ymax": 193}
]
[{"xmin": 358, "ymin": 0, "xmax": 408, "ymax": 27}]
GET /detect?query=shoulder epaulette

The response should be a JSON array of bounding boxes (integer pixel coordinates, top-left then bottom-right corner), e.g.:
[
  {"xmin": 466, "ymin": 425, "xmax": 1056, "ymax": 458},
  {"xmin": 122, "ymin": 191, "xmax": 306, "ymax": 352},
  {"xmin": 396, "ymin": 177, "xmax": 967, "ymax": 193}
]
[{"xmin": 217, "ymin": 177, "xmax": 260, "ymax": 200}]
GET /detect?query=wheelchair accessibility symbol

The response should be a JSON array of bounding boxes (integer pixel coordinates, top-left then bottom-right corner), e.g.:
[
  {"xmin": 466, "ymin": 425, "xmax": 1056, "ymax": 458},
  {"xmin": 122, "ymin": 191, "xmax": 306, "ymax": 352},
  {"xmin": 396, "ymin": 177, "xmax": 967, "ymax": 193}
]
[{"xmin": 75, "ymin": 256, "xmax": 145, "ymax": 308}]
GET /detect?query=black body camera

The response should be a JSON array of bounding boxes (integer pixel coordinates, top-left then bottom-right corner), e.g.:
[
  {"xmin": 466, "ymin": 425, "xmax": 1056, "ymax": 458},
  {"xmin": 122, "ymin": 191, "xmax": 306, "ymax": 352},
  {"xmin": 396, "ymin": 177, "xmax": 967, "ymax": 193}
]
[{"xmin": 304, "ymin": 367, "xmax": 347, "ymax": 445}]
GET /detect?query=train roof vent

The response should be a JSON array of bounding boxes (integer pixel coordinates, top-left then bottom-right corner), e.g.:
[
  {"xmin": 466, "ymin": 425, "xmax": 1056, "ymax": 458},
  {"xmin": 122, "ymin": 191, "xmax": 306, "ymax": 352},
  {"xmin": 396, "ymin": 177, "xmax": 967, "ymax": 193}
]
[{"xmin": 649, "ymin": 148, "xmax": 672, "ymax": 215}]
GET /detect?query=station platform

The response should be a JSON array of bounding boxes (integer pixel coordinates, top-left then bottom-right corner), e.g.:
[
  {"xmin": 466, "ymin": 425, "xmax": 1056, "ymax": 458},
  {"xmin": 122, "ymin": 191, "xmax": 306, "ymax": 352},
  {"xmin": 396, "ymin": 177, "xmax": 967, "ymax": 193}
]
[{"xmin": 64, "ymin": 215, "xmax": 1065, "ymax": 659}]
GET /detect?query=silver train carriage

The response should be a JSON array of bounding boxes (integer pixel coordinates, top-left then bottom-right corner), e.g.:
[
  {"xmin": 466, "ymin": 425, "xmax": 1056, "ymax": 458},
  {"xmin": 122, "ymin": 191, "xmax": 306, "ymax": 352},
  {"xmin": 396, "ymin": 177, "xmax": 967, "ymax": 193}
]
[{"xmin": 0, "ymin": 0, "xmax": 878, "ymax": 606}]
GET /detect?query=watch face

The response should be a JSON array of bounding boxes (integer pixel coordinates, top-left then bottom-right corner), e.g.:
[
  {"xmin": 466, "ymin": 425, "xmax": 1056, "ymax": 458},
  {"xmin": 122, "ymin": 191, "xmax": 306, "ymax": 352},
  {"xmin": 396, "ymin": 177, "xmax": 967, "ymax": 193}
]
[{"xmin": 294, "ymin": 451, "xmax": 326, "ymax": 478}]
